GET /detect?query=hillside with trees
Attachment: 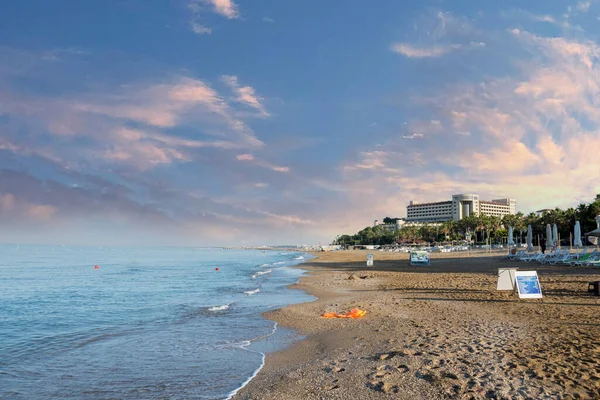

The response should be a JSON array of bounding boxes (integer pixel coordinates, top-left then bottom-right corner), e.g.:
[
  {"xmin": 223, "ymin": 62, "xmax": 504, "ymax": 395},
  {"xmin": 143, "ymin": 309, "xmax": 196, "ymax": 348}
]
[{"xmin": 333, "ymin": 195, "xmax": 600, "ymax": 246}]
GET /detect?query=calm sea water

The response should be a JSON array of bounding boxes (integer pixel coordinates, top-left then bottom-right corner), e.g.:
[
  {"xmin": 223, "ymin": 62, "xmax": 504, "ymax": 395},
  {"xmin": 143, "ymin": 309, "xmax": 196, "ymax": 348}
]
[{"xmin": 0, "ymin": 245, "xmax": 314, "ymax": 399}]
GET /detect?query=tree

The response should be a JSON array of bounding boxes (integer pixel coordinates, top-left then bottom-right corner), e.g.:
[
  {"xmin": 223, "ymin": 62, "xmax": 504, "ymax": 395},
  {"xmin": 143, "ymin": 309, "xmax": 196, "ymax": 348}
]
[
  {"xmin": 333, "ymin": 196, "xmax": 600, "ymax": 247},
  {"xmin": 489, "ymin": 216, "xmax": 502, "ymax": 242},
  {"xmin": 440, "ymin": 220, "xmax": 456, "ymax": 241}
]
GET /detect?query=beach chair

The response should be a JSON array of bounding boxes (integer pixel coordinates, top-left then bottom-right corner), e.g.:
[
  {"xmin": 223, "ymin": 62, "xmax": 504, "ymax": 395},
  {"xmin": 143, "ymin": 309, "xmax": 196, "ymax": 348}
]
[
  {"xmin": 540, "ymin": 250, "xmax": 569, "ymax": 264},
  {"xmin": 547, "ymin": 252, "xmax": 577, "ymax": 265},
  {"xmin": 505, "ymin": 250, "xmax": 525, "ymax": 260},
  {"xmin": 569, "ymin": 253, "xmax": 598, "ymax": 266},
  {"xmin": 579, "ymin": 253, "xmax": 600, "ymax": 266},
  {"xmin": 583, "ymin": 259, "xmax": 600, "ymax": 267},
  {"xmin": 520, "ymin": 253, "xmax": 544, "ymax": 262}
]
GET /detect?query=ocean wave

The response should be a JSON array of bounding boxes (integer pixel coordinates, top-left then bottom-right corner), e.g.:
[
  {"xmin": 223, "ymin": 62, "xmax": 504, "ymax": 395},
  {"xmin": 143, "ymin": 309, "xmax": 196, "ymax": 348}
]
[
  {"xmin": 215, "ymin": 340, "xmax": 251, "ymax": 350},
  {"xmin": 294, "ymin": 256, "xmax": 304, "ymax": 260},
  {"xmin": 251, "ymin": 269, "xmax": 272, "ymax": 279},
  {"xmin": 225, "ymin": 322, "xmax": 278, "ymax": 400},
  {"xmin": 273, "ymin": 261, "xmax": 285, "ymax": 265},
  {"xmin": 244, "ymin": 289, "xmax": 260, "ymax": 295},
  {"xmin": 259, "ymin": 263, "xmax": 270, "ymax": 267},
  {"xmin": 208, "ymin": 304, "xmax": 230, "ymax": 312}
]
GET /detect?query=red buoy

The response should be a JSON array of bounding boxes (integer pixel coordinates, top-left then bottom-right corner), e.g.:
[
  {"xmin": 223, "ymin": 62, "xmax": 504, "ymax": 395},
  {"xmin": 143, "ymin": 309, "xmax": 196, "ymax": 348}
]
[
  {"xmin": 215, "ymin": 267, "xmax": 219, "ymax": 271},
  {"xmin": 94, "ymin": 265, "xmax": 99, "ymax": 269}
]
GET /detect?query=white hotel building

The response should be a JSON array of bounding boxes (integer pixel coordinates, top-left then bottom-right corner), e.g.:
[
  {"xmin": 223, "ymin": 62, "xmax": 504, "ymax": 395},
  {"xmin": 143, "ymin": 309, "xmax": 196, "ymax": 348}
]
[{"xmin": 406, "ymin": 194, "xmax": 516, "ymax": 223}]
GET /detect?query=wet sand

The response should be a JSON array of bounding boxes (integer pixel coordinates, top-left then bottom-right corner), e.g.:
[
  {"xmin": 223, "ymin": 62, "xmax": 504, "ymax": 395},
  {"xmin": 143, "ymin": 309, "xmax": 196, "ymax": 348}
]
[{"xmin": 234, "ymin": 250, "xmax": 600, "ymax": 400}]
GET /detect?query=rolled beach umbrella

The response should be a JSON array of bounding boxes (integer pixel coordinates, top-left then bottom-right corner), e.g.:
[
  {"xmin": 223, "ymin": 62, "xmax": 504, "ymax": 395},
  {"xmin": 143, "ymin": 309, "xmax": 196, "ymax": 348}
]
[
  {"xmin": 546, "ymin": 224, "xmax": 553, "ymax": 249},
  {"xmin": 526, "ymin": 225, "xmax": 533, "ymax": 252},
  {"xmin": 574, "ymin": 221, "xmax": 582, "ymax": 248},
  {"xmin": 552, "ymin": 223, "xmax": 558, "ymax": 246},
  {"xmin": 507, "ymin": 226, "xmax": 514, "ymax": 245}
]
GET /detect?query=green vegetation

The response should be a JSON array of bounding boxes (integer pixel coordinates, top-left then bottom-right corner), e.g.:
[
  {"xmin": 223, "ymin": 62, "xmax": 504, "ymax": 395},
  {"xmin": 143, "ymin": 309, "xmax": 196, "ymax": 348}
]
[{"xmin": 333, "ymin": 195, "xmax": 600, "ymax": 246}]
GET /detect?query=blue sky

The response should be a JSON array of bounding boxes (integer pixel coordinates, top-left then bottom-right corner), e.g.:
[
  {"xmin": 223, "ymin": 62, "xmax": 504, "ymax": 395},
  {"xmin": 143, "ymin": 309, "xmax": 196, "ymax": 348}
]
[{"xmin": 1, "ymin": 0, "xmax": 600, "ymax": 245}]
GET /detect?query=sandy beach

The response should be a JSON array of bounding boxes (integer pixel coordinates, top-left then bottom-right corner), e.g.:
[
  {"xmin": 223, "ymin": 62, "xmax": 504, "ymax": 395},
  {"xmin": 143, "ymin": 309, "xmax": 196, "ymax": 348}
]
[{"xmin": 235, "ymin": 250, "xmax": 600, "ymax": 400}]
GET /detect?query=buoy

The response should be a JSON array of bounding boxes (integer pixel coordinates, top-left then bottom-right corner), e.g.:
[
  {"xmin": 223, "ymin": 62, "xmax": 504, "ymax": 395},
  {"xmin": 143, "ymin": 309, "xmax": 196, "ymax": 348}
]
[
  {"xmin": 215, "ymin": 267, "xmax": 219, "ymax": 271},
  {"xmin": 94, "ymin": 265, "xmax": 99, "ymax": 269}
]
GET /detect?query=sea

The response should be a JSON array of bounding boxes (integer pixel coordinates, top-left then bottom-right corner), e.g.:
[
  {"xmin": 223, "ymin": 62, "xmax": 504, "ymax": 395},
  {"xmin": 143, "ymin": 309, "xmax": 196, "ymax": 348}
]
[{"xmin": 0, "ymin": 245, "xmax": 314, "ymax": 400}]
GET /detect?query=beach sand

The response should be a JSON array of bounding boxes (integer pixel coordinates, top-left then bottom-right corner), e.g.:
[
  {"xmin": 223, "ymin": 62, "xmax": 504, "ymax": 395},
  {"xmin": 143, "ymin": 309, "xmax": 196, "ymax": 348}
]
[{"xmin": 235, "ymin": 250, "xmax": 600, "ymax": 400}]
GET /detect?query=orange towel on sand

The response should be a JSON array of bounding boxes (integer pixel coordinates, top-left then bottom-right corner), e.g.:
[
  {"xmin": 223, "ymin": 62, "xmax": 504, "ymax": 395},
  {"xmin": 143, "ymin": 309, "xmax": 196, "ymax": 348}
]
[{"xmin": 321, "ymin": 308, "xmax": 367, "ymax": 319}]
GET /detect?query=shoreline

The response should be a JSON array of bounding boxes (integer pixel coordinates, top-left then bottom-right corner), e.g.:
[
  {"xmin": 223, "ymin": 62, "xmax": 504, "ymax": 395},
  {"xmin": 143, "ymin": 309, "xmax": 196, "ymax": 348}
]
[
  {"xmin": 225, "ymin": 251, "xmax": 316, "ymax": 400},
  {"xmin": 234, "ymin": 250, "xmax": 600, "ymax": 399}
]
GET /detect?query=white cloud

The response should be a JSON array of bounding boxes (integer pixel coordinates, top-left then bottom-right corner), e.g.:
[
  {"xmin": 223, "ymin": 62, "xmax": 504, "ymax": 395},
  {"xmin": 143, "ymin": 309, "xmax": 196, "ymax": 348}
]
[
  {"xmin": 532, "ymin": 14, "xmax": 556, "ymax": 23},
  {"xmin": 235, "ymin": 153, "xmax": 289, "ymax": 172},
  {"xmin": 576, "ymin": 1, "xmax": 591, "ymax": 12},
  {"xmin": 190, "ymin": 22, "xmax": 211, "ymax": 35},
  {"xmin": 236, "ymin": 153, "xmax": 254, "ymax": 161},
  {"xmin": 187, "ymin": 0, "xmax": 240, "ymax": 35},
  {"xmin": 220, "ymin": 75, "xmax": 270, "ymax": 117},
  {"xmin": 391, "ymin": 43, "xmax": 461, "ymax": 58},
  {"xmin": 402, "ymin": 133, "xmax": 425, "ymax": 139},
  {"xmin": 391, "ymin": 41, "xmax": 484, "ymax": 58},
  {"xmin": 341, "ymin": 26, "xmax": 600, "ymax": 222},
  {"xmin": 0, "ymin": 74, "xmax": 267, "ymax": 173},
  {"xmin": 262, "ymin": 17, "xmax": 274, "ymax": 23}
]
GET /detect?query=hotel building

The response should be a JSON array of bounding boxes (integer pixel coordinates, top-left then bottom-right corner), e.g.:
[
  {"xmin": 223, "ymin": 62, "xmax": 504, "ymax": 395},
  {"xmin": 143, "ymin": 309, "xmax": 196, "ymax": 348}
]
[{"xmin": 406, "ymin": 194, "xmax": 516, "ymax": 223}]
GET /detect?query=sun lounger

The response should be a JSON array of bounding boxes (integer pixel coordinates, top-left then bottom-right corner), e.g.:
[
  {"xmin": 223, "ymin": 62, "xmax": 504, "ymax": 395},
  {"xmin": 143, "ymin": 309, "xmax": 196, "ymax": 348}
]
[
  {"xmin": 569, "ymin": 253, "xmax": 600, "ymax": 266},
  {"xmin": 504, "ymin": 250, "xmax": 525, "ymax": 260},
  {"xmin": 520, "ymin": 253, "xmax": 545, "ymax": 262}
]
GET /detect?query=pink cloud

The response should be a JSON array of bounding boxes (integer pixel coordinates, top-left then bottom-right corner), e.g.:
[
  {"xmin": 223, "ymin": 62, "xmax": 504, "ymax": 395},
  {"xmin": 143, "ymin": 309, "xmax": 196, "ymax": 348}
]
[
  {"xmin": 205, "ymin": 0, "xmax": 239, "ymax": 19},
  {"xmin": 0, "ymin": 193, "xmax": 57, "ymax": 222},
  {"xmin": 235, "ymin": 153, "xmax": 289, "ymax": 172},
  {"xmin": 391, "ymin": 43, "xmax": 461, "ymax": 58},
  {"xmin": 236, "ymin": 153, "xmax": 255, "ymax": 161},
  {"xmin": 220, "ymin": 75, "xmax": 270, "ymax": 117},
  {"xmin": 335, "ymin": 27, "xmax": 600, "ymax": 233}
]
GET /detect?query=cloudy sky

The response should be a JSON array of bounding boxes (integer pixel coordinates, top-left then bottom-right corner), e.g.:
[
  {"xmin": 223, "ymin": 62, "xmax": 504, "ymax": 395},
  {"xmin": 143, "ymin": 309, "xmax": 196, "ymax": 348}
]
[{"xmin": 1, "ymin": 0, "xmax": 600, "ymax": 246}]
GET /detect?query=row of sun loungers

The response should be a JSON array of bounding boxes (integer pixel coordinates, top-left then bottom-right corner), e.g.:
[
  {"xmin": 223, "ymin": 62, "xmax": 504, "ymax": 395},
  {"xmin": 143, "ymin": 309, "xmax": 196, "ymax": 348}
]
[{"xmin": 504, "ymin": 248, "xmax": 600, "ymax": 266}]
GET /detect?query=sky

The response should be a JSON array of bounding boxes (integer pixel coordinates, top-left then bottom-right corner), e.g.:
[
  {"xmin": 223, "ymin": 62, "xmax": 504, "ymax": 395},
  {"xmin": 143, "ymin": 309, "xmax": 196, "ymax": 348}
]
[{"xmin": 1, "ymin": 0, "xmax": 600, "ymax": 246}]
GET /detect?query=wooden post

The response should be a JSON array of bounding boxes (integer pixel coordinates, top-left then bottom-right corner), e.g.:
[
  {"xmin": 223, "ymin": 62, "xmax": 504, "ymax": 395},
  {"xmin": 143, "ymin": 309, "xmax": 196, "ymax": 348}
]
[{"xmin": 570, "ymin": 232, "xmax": 572, "ymax": 251}]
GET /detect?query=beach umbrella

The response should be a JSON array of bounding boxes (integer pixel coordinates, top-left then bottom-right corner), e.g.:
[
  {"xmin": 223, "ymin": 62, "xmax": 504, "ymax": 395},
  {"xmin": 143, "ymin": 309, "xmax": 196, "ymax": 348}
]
[
  {"xmin": 584, "ymin": 228, "xmax": 600, "ymax": 237},
  {"xmin": 584, "ymin": 228, "xmax": 600, "ymax": 246},
  {"xmin": 552, "ymin": 223, "xmax": 558, "ymax": 246},
  {"xmin": 574, "ymin": 221, "xmax": 583, "ymax": 248},
  {"xmin": 526, "ymin": 225, "xmax": 533, "ymax": 252},
  {"xmin": 507, "ymin": 226, "xmax": 514, "ymax": 246},
  {"xmin": 546, "ymin": 224, "xmax": 553, "ymax": 249}
]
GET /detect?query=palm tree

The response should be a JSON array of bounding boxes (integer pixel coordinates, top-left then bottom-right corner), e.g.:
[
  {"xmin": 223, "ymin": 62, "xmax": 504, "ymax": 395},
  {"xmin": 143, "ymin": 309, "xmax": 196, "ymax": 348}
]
[
  {"xmin": 489, "ymin": 216, "xmax": 502, "ymax": 243},
  {"xmin": 440, "ymin": 220, "xmax": 455, "ymax": 242}
]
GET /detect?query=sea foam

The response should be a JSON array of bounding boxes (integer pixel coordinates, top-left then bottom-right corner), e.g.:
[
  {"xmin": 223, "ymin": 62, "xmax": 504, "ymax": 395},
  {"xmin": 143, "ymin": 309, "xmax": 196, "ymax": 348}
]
[{"xmin": 208, "ymin": 304, "xmax": 230, "ymax": 312}]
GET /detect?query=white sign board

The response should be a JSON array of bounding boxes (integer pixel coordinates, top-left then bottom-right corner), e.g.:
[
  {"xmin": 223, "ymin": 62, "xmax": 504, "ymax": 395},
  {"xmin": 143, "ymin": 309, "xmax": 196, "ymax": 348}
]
[
  {"xmin": 410, "ymin": 251, "xmax": 430, "ymax": 266},
  {"xmin": 497, "ymin": 268, "xmax": 518, "ymax": 291},
  {"xmin": 366, "ymin": 253, "xmax": 373, "ymax": 266},
  {"xmin": 514, "ymin": 271, "xmax": 543, "ymax": 299}
]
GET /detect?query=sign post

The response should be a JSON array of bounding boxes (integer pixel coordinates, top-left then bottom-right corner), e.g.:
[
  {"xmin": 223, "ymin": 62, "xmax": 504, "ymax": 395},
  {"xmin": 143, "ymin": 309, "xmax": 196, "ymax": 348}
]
[
  {"xmin": 366, "ymin": 253, "xmax": 374, "ymax": 266},
  {"xmin": 497, "ymin": 268, "xmax": 518, "ymax": 291},
  {"xmin": 514, "ymin": 271, "xmax": 543, "ymax": 299},
  {"xmin": 410, "ymin": 251, "xmax": 430, "ymax": 266}
]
